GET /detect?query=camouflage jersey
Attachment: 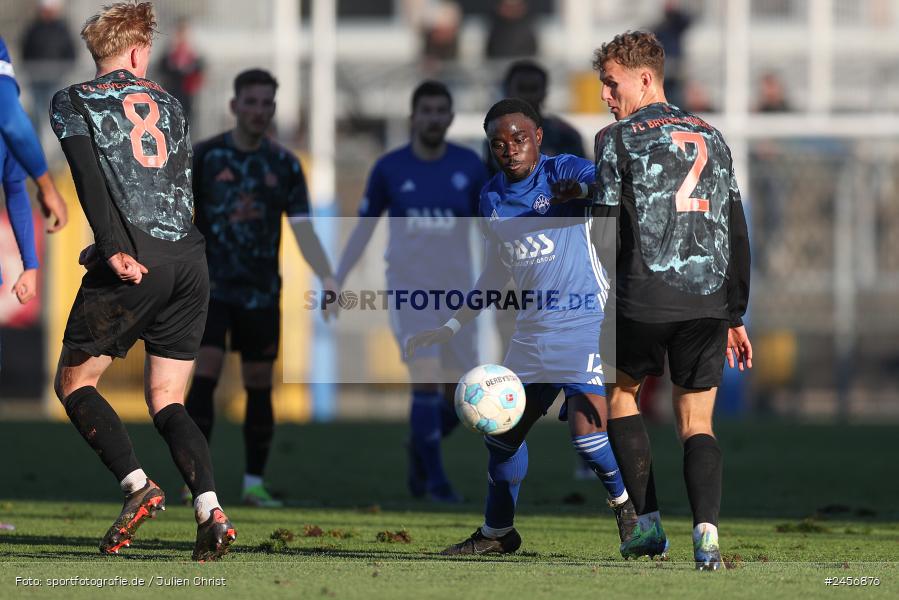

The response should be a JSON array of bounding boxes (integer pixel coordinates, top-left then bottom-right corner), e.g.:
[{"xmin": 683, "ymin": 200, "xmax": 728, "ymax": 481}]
[
  {"xmin": 50, "ymin": 69, "xmax": 203, "ymax": 266},
  {"xmin": 594, "ymin": 102, "xmax": 750, "ymax": 323},
  {"xmin": 192, "ymin": 132, "xmax": 310, "ymax": 310}
]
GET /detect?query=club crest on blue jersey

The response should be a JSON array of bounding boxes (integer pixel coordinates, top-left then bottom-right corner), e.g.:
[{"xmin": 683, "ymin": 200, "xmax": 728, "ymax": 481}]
[
  {"xmin": 532, "ymin": 194, "xmax": 551, "ymax": 214},
  {"xmin": 451, "ymin": 171, "xmax": 469, "ymax": 191}
]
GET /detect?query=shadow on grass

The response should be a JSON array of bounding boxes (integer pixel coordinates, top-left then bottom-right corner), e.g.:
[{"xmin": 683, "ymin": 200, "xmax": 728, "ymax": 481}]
[{"xmin": 0, "ymin": 533, "xmax": 194, "ymax": 560}]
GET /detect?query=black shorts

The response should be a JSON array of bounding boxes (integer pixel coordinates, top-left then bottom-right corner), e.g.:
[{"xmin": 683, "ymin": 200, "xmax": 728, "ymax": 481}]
[
  {"xmin": 63, "ymin": 258, "xmax": 209, "ymax": 360},
  {"xmin": 200, "ymin": 299, "xmax": 280, "ymax": 361},
  {"xmin": 615, "ymin": 317, "xmax": 729, "ymax": 389}
]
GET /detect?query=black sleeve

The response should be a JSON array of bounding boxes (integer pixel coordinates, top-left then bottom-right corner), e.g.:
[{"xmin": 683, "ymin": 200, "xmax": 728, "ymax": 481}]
[
  {"xmin": 590, "ymin": 203, "xmax": 620, "ymax": 264},
  {"xmin": 191, "ymin": 141, "xmax": 207, "ymax": 233},
  {"xmin": 726, "ymin": 182, "xmax": 751, "ymax": 327},
  {"xmin": 60, "ymin": 135, "xmax": 131, "ymax": 259}
]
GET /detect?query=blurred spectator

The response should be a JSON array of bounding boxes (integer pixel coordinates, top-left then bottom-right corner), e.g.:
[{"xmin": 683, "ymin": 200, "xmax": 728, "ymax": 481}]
[
  {"xmin": 651, "ymin": 0, "xmax": 692, "ymax": 108},
  {"xmin": 20, "ymin": 0, "xmax": 76, "ymax": 140},
  {"xmin": 157, "ymin": 19, "xmax": 205, "ymax": 124},
  {"xmin": 683, "ymin": 79, "xmax": 714, "ymax": 113},
  {"xmin": 421, "ymin": 1, "xmax": 462, "ymax": 72},
  {"xmin": 756, "ymin": 71, "xmax": 791, "ymax": 112},
  {"xmin": 485, "ymin": 60, "xmax": 584, "ymax": 176},
  {"xmin": 751, "ymin": 72, "xmax": 793, "ymax": 274},
  {"xmin": 485, "ymin": 0, "xmax": 537, "ymax": 59}
]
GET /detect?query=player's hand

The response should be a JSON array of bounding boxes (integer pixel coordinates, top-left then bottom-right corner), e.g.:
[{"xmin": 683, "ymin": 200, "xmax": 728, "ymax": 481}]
[
  {"xmin": 36, "ymin": 174, "xmax": 68, "ymax": 233},
  {"xmin": 726, "ymin": 325, "xmax": 753, "ymax": 371},
  {"xmin": 404, "ymin": 326, "xmax": 453, "ymax": 360},
  {"xmin": 550, "ymin": 179, "xmax": 586, "ymax": 205},
  {"xmin": 11, "ymin": 268, "xmax": 38, "ymax": 304},
  {"xmin": 107, "ymin": 252, "xmax": 148, "ymax": 285},
  {"xmin": 78, "ymin": 244, "xmax": 101, "ymax": 270},
  {"xmin": 321, "ymin": 276, "xmax": 340, "ymax": 321}
]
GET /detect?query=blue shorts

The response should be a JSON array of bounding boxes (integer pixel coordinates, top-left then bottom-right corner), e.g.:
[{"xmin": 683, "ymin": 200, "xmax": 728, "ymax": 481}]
[{"xmin": 504, "ymin": 321, "xmax": 606, "ymax": 399}]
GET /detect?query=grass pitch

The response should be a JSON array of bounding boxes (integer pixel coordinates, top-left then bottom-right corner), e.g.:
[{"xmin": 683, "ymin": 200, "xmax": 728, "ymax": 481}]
[{"xmin": 1, "ymin": 419, "xmax": 896, "ymax": 599}]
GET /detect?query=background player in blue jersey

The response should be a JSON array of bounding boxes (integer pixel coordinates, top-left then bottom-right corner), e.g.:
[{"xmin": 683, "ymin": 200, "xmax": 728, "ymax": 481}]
[
  {"xmin": 0, "ymin": 35, "xmax": 67, "ymax": 234},
  {"xmin": 555, "ymin": 31, "xmax": 752, "ymax": 570},
  {"xmin": 335, "ymin": 81, "xmax": 488, "ymax": 502},
  {"xmin": 185, "ymin": 68, "xmax": 337, "ymax": 508},
  {"xmin": 0, "ymin": 126, "xmax": 40, "ymax": 355},
  {"xmin": 50, "ymin": 2, "xmax": 234, "ymax": 561},
  {"xmin": 406, "ymin": 98, "xmax": 636, "ymax": 555}
]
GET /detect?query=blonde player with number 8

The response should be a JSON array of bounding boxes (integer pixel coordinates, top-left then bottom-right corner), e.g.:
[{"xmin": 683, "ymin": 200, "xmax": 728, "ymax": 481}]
[{"xmin": 49, "ymin": 2, "xmax": 235, "ymax": 562}]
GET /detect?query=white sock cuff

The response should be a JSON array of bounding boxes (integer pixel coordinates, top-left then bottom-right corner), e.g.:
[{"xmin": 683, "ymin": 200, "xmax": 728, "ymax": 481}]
[
  {"xmin": 194, "ymin": 491, "xmax": 220, "ymax": 523},
  {"xmin": 480, "ymin": 524, "xmax": 513, "ymax": 539},
  {"xmin": 609, "ymin": 489, "xmax": 629, "ymax": 506},
  {"xmin": 120, "ymin": 469, "xmax": 147, "ymax": 495},
  {"xmin": 693, "ymin": 522, "xmax": 718, "ymax": 541}
]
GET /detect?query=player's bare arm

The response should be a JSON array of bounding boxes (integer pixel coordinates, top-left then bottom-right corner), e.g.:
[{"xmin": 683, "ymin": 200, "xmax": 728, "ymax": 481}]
[
  {"xmin": 290, "ymin": 218, "xmax": 339, "ymax": 321},
  {"xmin": 34, "ymin": 172, "xmax": 68, "ymax": 233}
]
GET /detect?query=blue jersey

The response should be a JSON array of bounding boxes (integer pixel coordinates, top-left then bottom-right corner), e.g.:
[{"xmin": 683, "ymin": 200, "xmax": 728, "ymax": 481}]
[
  {"xmin": 0, "ymin": 36, "xmax": 49, "ymax": 179},
  {"xmin": 0, "ymin": 134, "xmax": 26, "ymax": 182},
  {"xmin": 1, "ymin": 133, "xmax": 38, "ymax": 286},
  {"xmin": 480, "ymin": 154, "xmax": 609, "ymax": 333},
  {"xmin": 360, "ymin": 143, "xmax": 487, "ymax": 287},
  {"xmin": 0, "ymin": 37, "xmax": 15, "ymax": 87}
]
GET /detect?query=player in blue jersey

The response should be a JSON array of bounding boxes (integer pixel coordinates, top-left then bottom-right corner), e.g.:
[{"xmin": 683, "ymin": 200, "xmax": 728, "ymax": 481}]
[
  {"xmin": 406, "ymin": 98, "xmax": 636, "ymax": 555},
  {"xmin": 0, "ymin": 125, "xmax": 40, "ymax": 356},
  {"xmin": 50, "ymin": 3, "xmax": 234, "ymax": 561},
  {"xmin": 556, "ymin": 31, "xmax": 752, "ymax": 570},
  {"xmin": 185, "ymin": 68, "xmax": 337, "ymax": 508},
  {"xmin": 0, "ymin": 35, "xmax": 67, "ymax": 233},
  {"xmin": 335, "ymin": 81, "xmax": 488, "ymax": 502}
]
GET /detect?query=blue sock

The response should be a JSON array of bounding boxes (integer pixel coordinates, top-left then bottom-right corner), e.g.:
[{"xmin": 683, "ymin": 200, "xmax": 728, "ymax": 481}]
[
  {"xmin": 484, "ymin": 437, "xmax": 529, "ymax": 529},
  {"xmin": 440, "ymin": 394, "xmax": 459, "ymax": 437},
  {"xmin": 410, "ymin": 391, "xmax": 450, "ymax": 492},
  {"xmin": 572, "ymin": 432, "xmax": 626, "ymax": 500}
]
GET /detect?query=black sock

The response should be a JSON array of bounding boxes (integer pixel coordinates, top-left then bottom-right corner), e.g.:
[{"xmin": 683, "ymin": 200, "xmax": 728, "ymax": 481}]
[
  {"xmin": 153, "ymin": 403, "xmax": 216, "ymax": 497},
  {"xmin": 185, "ymin": 375, "xmax": 217, "ymax": 441},
  {"xmin": 243, "ymin": 387, "xmax": 274, "ymax": 477},
  {"xmin": 607, "ymin": 414, "xmax": 659, "ymax": 515},
  {"xmin": 63, "ymin": 386, "xmax": 142, "ymax": 483},
  {"xmin": 683, "ymin": 433, "xmax": 722, "ymax": 527}
]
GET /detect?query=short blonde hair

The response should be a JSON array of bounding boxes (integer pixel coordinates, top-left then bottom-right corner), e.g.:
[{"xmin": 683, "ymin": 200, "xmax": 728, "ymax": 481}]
[
  {"xmin": 593, "ymin": 30, "xmax": 665, "ymax": 80},
  {"xmin": 81, "ymin": 1, "xmax": 156, "ymax": 63}
]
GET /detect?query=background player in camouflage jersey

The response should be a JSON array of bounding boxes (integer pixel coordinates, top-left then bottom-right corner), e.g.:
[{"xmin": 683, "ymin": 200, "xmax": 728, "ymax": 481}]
[
  {"xmin": 185, "ymin": 68, "xmax": 337, "ymax": 508},
  {"xmin": 556, "ymin": 31, "xmax": 752, "ymax": 570},
  {"xmin": 49, "ymin": 2, "xmax": 234, "ymax": 562}
]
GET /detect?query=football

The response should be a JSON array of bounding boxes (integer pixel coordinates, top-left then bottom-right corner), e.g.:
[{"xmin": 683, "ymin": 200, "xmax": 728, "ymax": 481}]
[{"xmin": 454, "ymin": 364, "xmax": 526, "ymax": 435}]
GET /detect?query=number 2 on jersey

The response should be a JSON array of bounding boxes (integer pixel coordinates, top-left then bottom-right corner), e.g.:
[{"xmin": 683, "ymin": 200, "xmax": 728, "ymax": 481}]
[
  {"xmin": 671, "ymin": 131, "xmax": 708, "ymax": 212},
  {"xmin": 122, "ymin": 92, "xmax": 168, "ymax": 168}
]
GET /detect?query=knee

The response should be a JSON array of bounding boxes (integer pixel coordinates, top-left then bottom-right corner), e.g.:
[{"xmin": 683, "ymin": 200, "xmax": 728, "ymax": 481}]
[
  {"xmin": 242, "ymin": 363, "xmax": 273, "ymax": 389},
  {"xmin": 677, "ymin": 423, "xmax": 715, "ymax": 443},
  {"xmin": 53, "ymin": 370, "xmax": 65, "ymax": 402},
  {"xmin": 54, "ymin": 369, "xmax": 81, "ymax": 402}
]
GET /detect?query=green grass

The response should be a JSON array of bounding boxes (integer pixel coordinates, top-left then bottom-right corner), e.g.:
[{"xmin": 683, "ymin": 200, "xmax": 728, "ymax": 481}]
[{"xmin": 1, "ymin": 420, "xmax": 897, "ymax": 599}]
